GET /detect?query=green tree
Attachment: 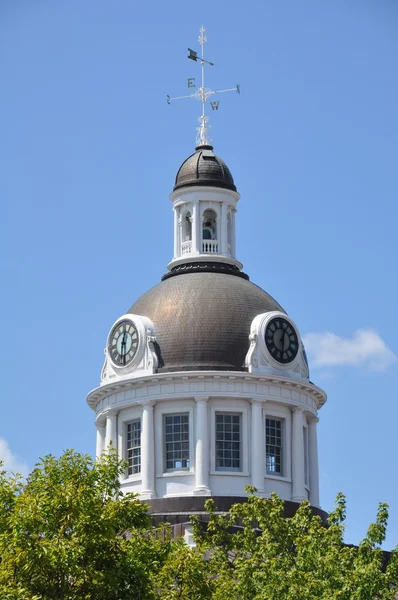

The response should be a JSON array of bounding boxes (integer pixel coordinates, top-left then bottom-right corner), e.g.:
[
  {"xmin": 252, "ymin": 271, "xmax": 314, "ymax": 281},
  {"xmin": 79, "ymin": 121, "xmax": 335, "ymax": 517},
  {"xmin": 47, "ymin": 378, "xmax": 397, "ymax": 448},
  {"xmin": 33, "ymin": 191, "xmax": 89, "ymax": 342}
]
[
  {"xmin": 0, "ymin": 449, "xmax": 169, "ymax": 600},
  {"xmin": 154, "ymin": 537, "xmax": 214, "ymax": 599},
  {"xmin": 1, "ymin": 453, "xmax": 398, "ymax": 599},
  {"xmin": 184, "ymin": 487, "xmax": 398, "ymax": 599}
]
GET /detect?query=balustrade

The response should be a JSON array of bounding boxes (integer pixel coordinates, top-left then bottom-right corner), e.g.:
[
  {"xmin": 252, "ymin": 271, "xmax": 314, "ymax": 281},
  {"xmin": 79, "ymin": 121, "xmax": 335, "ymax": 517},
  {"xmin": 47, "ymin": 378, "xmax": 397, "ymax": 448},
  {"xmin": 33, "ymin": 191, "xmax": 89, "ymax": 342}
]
[
  {"xmin": 202, "ymin": 240, "xmax": 218, "ymax": 253},
  {"xmin": 181, "ymin": 241, "xmax": 192, "ymax": 255}
]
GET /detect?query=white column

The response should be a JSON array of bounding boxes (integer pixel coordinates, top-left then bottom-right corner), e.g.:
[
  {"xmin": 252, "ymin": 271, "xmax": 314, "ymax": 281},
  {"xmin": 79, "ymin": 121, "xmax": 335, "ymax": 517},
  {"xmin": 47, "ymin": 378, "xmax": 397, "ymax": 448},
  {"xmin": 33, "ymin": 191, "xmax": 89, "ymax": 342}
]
[
  {"xmin": 192, "ymin": 201, "xmax": 199, "ymax": 254},
  {"xmin": 193, "ymin": 397, "xmax": 211, "ymax": 495},
  {"xmin": 105, "ymin": 411, "xmax": 117, "ymax": 450},
  {"xmin": 291, "ymin": 407, "xmax": 306, "ymax": 502},
  {"xmin": 220, "ymin": 202, "xmax": 228, "ymax": 255},
  {"xmin": 231, "ymin": 208, "xmax": 236, "ymax": 257},
  {"xmin": 173, "ymin": 207, "xmax": 179, "ymax": 258},
  {"xmin": 195, "ymin": 200, "xmax": 202, "ymax": 254},
  {"xmin": 95, "ymin": 422, "xmax": 106, "ymax": 459},
  {"xmin": 251, "ymin": 399, "xmax": 265, "ymax": 494},
  {"xmin": 141, "ymin": 401, "xmax": 157, "ymax": 499},
  {"xmin": 308, "ymin": 417, "xmax": 320, "ymax": 508},
  {"xmin": 177, "ymin": 209, "xmax": 182, "ymax": 258}
]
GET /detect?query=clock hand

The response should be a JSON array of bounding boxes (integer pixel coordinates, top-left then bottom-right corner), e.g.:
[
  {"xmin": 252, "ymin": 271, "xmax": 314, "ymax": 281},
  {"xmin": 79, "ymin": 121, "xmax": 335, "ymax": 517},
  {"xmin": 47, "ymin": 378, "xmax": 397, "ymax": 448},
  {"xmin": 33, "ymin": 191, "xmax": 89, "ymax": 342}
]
[
  {"xmin": 122, "ymin": 332, "xmax": 129, "ymax": 364},
  {"xmin": 122, "ymin": 338, "xmax": 126, "ymax": 364}
]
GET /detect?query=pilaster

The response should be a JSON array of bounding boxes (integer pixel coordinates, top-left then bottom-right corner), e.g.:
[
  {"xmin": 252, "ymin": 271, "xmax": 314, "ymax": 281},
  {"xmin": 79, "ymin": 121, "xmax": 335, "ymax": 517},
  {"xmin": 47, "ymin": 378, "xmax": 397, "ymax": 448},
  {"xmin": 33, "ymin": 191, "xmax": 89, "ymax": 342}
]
[
  {"xmin": 291, "ymin": 407, "xmax": 306, "ymax": 502},
  {"xmin": 193, "ymin": 397, "xmax": 211, "ymax": 495},
  {"xmin": 141, "ymin": 401, "xmax": 157, "ymax": 499},
  {"xmin": 173, "ymin": 207, "xmax": 179, "ymax": 259},
  {"xmin": 95, "ymin": 421, "xmax": 106, "ymax": 459},
  {"xmin": 192, "ymin": 200, "xmax": 199, "ymax": 254},
  {"xmin": 250, "ymin": 399, "xmax": 266, "ymax": 494},
  {"xmin": 308, "ymin": 417, "xmax": 320, "ymax": 508},
  {"xmin": 177, "ymin": 209, "xmax": 182, "ymax": 258},
  {"xmin": 231, "ymin": 208, "xmax": 236, "ymax": 257},
  {"xmin": 104, "ymin": 410, "xmax": 118, "ymax": 450},
  {"xmin": 220, "ymin": 202, "xmax": 228, "ymax": 255}
]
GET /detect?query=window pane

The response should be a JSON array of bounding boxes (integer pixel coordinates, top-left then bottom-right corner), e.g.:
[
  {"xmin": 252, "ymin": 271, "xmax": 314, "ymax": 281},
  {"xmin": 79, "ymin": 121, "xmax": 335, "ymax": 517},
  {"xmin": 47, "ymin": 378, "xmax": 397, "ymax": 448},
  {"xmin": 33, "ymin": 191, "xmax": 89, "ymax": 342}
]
[
  {"xmin": 164, "ymin": 414, "xmax": 190, "ymax": 470},
  {"xmin": 266, "ymin": 417, "xmax": 282, "ymax": 475},
  {"xmin": 127, "ymin": 420, "xmax": 141, "ymax": 476},
  {"xmin": 216, "ymin": 413, "xmax": 241, "ymax": 471}
]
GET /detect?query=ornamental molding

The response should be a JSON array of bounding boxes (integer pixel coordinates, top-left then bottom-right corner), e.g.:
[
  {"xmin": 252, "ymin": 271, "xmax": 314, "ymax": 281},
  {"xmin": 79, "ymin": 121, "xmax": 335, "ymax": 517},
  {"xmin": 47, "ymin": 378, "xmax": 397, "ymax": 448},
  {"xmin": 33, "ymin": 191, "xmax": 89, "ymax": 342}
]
[
  {"xmin": 170, "ymin": 186, "xmax": 240, "ymax": 205},
  {"xmin": 245, "ymin": 312, "xmax": 309, "ymax": 380},
  {"xmin": 87, "ymin": 370, "xmax": 327, "ymax": 419},
  {"xmin": 101, "ymin": 314, "xmax": 159, "ymax": 385},
  {"xmin": 167, "ymin": 254, "xmax": 243, "ymax": 270}
]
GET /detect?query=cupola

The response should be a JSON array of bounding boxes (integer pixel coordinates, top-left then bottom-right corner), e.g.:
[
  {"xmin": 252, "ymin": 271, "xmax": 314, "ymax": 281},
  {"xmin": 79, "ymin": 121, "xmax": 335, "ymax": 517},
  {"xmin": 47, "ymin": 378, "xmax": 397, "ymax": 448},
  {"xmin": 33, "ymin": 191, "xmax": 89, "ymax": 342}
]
[
  {"xmin": 169, "ymin": 144, "xmax": 241, "ymax": 271},
  {"xmin": 174, "ymin": 145, "xmax": 236, "ymax": 192}
]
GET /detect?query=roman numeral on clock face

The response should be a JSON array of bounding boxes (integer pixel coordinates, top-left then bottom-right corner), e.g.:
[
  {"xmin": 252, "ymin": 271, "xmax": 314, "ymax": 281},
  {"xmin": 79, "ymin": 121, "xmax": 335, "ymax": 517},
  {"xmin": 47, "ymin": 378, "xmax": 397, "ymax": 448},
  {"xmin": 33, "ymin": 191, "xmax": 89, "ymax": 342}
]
[
  {"xmin": 264, "ymin": 317, "xmax": 299, "ymax": 364},
  {"xmin": 108, "ymin": 319, "xmax": 139, "ymax": 367}
]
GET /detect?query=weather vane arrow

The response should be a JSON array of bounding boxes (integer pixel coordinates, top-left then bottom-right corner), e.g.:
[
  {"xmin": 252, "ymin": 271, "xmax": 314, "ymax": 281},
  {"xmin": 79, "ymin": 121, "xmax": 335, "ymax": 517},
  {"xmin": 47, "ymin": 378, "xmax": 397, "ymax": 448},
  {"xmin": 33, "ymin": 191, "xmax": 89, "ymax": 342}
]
[{"xmin": 167, "ymin": 26, "xmax": 240, "ymax": 146}]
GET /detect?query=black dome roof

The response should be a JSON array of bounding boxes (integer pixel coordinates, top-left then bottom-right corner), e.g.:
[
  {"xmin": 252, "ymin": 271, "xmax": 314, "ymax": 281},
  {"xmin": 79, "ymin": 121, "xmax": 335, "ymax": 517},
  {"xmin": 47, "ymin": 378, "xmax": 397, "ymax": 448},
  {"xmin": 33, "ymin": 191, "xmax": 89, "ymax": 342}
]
[
  {"xmin": 174, "ymin": 145, "xmax": 237, "ymax": 192},
  {"xmin": 129, "ymin": 271, "xmax": 284, "ymax": 372}
]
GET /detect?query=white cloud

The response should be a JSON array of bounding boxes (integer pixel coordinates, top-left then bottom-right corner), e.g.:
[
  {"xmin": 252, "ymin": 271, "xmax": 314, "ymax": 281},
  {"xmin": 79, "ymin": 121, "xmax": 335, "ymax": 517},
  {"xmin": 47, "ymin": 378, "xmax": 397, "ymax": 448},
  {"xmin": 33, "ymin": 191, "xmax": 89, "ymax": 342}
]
[
  {"xmin": 303, "ymin": 329, "xmax": 397, "ymax": 372},
  {"xmin": 0, "ymin": 437, "xmax": 29, "ymax": 476}
]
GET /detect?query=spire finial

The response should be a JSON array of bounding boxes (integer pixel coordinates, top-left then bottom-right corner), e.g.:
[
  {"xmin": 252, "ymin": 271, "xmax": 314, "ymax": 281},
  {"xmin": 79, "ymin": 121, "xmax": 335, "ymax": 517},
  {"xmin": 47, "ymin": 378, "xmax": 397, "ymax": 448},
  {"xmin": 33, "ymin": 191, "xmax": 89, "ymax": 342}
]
[{"xmin": 167, "ymin": 26, "xmax": 240, "ymax": 147}]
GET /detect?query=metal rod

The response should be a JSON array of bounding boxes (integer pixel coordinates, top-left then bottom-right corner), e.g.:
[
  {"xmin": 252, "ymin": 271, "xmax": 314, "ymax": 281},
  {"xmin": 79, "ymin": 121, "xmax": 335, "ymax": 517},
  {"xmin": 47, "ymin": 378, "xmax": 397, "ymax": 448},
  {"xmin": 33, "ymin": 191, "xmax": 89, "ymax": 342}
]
[{"xmin": 167, "ymin": 26, "xmax": 240, "ymax": 146}]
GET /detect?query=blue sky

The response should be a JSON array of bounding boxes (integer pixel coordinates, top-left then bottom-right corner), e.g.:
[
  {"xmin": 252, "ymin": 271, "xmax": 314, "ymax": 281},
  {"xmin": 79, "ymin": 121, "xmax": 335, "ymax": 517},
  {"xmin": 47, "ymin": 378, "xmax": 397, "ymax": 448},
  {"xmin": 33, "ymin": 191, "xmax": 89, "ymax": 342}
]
[{"xmin": 1, "ymin": 0, "xmax": 398, "ymax": 548}]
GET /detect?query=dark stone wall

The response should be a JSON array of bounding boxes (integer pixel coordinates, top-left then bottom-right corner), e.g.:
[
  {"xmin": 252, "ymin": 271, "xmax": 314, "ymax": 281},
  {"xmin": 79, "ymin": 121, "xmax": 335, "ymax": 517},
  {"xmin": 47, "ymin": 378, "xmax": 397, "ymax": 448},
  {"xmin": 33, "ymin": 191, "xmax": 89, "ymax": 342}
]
[{"xmin": 144, "ymin": 495, "xmax": 329, "ymax": 527}]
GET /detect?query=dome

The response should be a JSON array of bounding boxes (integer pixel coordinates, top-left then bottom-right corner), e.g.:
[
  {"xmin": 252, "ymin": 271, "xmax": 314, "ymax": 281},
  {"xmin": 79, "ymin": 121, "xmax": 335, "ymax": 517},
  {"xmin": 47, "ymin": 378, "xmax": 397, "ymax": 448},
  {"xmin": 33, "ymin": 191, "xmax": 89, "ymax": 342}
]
[
  {"xmin": 174, "ymin": 145, "xmax": 237, "ymax": 192},
  {"xmin": 129, "ymin": 271, "xmax": 284, "ymax": 372}
]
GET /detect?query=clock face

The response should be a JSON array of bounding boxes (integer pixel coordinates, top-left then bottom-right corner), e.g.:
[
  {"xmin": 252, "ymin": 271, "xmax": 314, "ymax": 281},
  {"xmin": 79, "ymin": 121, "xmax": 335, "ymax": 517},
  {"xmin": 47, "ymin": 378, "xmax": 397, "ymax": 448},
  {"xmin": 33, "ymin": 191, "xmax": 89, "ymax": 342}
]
[
  {"xmin": 265, "ymin": 317, "xmax": 299, "ymax": 364},
  {"xmin": 108, "ymin": 320, "xmax": 139, "ymax": 367}
]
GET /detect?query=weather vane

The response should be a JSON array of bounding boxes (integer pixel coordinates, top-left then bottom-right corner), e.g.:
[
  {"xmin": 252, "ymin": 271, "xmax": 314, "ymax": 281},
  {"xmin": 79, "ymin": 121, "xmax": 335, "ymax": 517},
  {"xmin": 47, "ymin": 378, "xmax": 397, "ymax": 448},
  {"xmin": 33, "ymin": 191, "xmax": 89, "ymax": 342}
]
[{"xmin": 167, "ymin": 26, "xmax": 240, "ymax": 146}]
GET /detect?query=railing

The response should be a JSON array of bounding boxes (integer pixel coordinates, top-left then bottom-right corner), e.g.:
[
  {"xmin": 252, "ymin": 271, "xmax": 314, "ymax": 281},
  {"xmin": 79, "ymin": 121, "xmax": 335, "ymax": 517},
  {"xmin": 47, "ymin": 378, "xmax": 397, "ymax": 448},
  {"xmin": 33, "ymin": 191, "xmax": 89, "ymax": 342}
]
[
  {"xmin": 202, "ymin": 240, "xmax": 219, "ymax": 254},
  {"xmin": 181, "ymin": 241, "xmax": 192, "ymax": 255},
  {"xmin": 181, "ymin": 240, "xmax": 220, "ymax": 255}
]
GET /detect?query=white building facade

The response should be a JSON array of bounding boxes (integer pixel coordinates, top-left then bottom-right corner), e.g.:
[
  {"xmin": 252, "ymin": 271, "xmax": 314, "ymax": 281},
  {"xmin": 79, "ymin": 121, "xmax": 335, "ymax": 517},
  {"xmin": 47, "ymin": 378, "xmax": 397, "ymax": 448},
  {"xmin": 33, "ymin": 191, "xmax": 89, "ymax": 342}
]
[{"xmin": 87, "ymin": 144, "xmax": 327, "ymax": 519}]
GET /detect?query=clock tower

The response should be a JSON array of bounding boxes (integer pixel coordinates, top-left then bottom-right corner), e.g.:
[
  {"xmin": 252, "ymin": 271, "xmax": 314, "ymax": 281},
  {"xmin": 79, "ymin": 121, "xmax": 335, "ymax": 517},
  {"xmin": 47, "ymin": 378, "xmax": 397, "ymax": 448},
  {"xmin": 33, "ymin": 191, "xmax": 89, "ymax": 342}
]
[
  {"xmin": 86, "ymin": 26, "xmax": 328, "ymax": 525},
  {"xmin": 86, "ymin": 139, "xmax": 327, "ymax": 523}
]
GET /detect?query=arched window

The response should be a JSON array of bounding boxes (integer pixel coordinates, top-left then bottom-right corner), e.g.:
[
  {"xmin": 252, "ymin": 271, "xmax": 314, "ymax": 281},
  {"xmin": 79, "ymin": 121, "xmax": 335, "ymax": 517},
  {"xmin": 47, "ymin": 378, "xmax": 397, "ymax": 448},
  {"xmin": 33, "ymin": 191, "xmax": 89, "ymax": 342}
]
[
  {"xmin": 202, "ymin": 209, "xmax": 217, "ymax": 241},
  {"xmin": 183, "ymin": 212, "xmax": 192, "ymax": 241}
]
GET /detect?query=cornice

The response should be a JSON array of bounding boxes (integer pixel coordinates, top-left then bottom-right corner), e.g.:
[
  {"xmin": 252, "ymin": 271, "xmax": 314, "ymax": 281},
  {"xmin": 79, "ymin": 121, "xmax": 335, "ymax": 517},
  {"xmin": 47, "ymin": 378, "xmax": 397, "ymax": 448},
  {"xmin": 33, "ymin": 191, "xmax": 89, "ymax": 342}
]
[
  {"xmin": 86, "ymin": 370, "xmax": 327, "ymax": 412},
  {"xmin": 169, "ymin": 186, "xmax": 240, "ymax": 204}
]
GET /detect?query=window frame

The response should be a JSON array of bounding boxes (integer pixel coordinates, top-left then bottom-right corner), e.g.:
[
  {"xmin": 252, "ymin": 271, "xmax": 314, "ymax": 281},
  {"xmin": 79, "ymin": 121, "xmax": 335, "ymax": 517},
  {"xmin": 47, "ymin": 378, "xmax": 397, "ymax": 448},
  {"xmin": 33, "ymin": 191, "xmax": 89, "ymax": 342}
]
[
  {"xmin": 215, "ymin": 412, "xmax": 242, "ymax": 472},
  {"xmin": 263, "ymin": 405, "xmax": 291, "ymax": 482},
  {"xmin": 117, "ymin": 406, "xmax": 143, "ymax": 482},
  {"xmin": 210, "ymin": 403, "xmax": 249, "ymax": 476},
  {"xmin": 163, "ymin": 412, "xmax": 190, "ymax": 472},
  {"xmin": 155, "ymin": 403, "xmax": 195, "ymax": 478},
  {"xmin": 126, "ymin": 419, "xmax": 141, "ymax": 477},
  {"xmin": 265, "ymin": 416, "xmax": 284, "ymax": 477}
]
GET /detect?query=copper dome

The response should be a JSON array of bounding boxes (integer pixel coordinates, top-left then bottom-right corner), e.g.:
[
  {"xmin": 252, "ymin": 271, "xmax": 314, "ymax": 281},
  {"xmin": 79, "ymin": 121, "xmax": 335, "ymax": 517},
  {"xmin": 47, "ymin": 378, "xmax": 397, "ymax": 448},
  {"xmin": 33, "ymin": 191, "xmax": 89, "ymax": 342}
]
[
  {"xmin": 174, "ymin": 145, "xmax": 237, "ymax": 192},
  {"xmin": 129, "ymin": 271, "xmax": 283, "ymax": 373}
]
